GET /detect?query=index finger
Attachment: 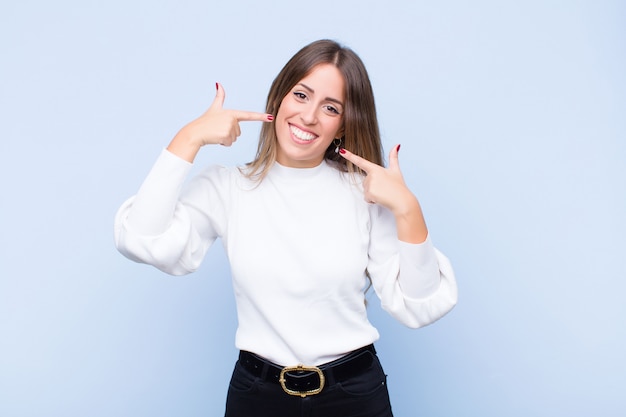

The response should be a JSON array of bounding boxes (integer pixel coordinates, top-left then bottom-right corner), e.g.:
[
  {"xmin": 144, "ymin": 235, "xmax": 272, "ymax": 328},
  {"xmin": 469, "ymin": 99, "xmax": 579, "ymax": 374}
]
[
  {"xmin": 339, "ymin": 148, "xmax": 379, "ymax": 173},
  {"xmin": 232, "ymin": 109, "xmax": 274, "ymax": 122}
]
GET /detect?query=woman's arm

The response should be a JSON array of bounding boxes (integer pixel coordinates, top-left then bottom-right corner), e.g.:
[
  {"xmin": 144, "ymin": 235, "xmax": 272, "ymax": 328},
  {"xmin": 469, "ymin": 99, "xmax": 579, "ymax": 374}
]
[
  {"xmin": 114, "ymin": 84, "xmax": 272, "ymax": 274},
  {"xmin": 365, "ymin": 203, "xmax": 457, "ymax": 329},
  {"xmin": 167, "ymin": 83, "xmax": 273, "ymax": 163},
  {"xmin": 339, "ymin": 144, "xmax": 427, "ymax": 244},
  {"xmin": 341, "ymin": 145, "xmax": 457, "ymax": 328}
]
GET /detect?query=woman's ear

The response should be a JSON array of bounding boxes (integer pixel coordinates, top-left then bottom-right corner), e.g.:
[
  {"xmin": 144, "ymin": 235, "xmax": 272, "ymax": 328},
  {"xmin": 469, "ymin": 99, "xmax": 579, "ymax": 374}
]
[{"xmin": 335, "ymin": 125, "xmax": 345, "ymax": 139}]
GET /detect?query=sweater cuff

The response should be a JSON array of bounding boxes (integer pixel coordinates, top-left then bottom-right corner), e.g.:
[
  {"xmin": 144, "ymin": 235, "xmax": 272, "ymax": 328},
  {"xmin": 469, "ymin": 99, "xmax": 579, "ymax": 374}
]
[
  {"xmin": 398, "ymin": 234, "xmax": 442, "ymax": 299},
  {"xmin": 399, "ymin": 234, "xmax": 436, "ymax": 268},
  {"xmin": 124, "ymin": 149, "xmax": 193, "ymax": 235}
]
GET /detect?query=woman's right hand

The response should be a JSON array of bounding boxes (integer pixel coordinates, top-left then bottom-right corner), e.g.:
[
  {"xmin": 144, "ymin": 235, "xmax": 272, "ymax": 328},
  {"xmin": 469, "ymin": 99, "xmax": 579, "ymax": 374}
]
[{"xmin": 167, "ymin": 83, "xmax": 273, "ymax": 163}]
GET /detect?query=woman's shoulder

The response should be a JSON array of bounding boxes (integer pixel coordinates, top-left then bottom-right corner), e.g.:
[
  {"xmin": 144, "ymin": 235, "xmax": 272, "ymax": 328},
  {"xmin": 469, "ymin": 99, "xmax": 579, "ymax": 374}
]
[
  {"xmin": 193, "ymin": 163, "xmax": 259, "ymax": 191},
  {"xmin": 326, "ymin": 160, "xmax": 366, "ymax": 189},
  {"xmin": 193, "ymin": 163, "xmax": 238, "ymax": 181}
]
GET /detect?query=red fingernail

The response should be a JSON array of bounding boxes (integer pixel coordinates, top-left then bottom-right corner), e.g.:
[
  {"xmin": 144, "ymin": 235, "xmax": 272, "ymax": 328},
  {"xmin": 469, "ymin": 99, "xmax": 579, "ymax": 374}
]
[
  {"xmin": 215, "ymin": 82, "xmax": 219, "ymax": 90},
  {"xmin": 397, "ymin": 144, "xmax": 401, "ymax": 153},
  {"xmin": 267, "ymin": 115, "xmax": 274, "ymax": 121},
  {"xmin": 339, "ymin": 148, "xmax": 346, "ymax": 154}
]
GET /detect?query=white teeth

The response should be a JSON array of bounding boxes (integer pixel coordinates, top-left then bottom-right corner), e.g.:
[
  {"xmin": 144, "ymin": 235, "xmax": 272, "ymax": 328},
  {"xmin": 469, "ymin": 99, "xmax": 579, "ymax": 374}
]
[{"xmin": 290, "ymin": 125, "xmax": 317, "ymax": 141}]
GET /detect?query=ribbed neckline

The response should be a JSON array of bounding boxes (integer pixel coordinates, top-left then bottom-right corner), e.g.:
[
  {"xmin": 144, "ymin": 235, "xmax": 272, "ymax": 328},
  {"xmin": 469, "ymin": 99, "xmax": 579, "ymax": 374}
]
[{"xmin": 268, "ymin": 160, "xmax": 329, "ymax": 181}]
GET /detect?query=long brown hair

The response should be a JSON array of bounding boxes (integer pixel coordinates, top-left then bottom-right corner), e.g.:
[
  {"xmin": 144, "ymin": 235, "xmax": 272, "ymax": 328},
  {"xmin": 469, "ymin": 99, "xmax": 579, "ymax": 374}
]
[{"xmin": 245, "ymin": 40, "xmax": 384, "ymax": 179}]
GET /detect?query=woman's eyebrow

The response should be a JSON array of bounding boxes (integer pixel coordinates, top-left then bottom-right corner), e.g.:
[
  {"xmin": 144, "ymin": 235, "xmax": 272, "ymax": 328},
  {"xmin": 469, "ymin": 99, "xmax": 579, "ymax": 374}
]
[{"xmin": 297, "ymin": 83, "xmax": 344, "ymax": 107}]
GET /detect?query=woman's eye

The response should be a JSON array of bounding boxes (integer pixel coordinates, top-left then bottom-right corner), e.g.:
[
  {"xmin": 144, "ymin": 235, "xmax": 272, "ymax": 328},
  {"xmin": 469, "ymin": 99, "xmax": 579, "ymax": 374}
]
[
  {"xmin": 293, "ymin": 92, "xmax": 307, "ymax": 100},
  {"xmin": 325, "ymin": 105, "xmax": 340, "ymax": 115}
]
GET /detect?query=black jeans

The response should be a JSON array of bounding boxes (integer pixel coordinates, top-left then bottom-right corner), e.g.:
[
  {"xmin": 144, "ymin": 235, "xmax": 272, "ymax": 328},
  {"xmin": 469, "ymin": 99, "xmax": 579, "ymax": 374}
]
[{"xmin": 224, "ymin": 348, "xmax": 393, "ymax": 417}]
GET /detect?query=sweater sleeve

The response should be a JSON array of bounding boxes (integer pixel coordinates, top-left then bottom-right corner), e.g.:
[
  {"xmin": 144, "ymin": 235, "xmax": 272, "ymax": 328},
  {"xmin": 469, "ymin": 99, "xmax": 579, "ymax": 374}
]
[
  {"xmin": 367, "ymin": 204, "xmax": 458, "ymax": 328},
  {"xmin": 114, "ymin": 149, "xmax": 229, "ymax": 275}
]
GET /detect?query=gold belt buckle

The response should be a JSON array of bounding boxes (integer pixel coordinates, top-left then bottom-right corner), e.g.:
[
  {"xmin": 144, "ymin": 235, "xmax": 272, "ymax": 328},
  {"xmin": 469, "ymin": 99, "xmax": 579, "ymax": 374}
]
[{"xmin": 279, "ymin": 364, "xmax": 325, "ymax": 397}]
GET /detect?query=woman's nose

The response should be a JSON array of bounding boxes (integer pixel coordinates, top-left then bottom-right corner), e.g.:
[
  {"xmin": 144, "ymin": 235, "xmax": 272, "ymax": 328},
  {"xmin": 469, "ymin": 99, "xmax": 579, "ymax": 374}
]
[{"xmin": 300, "ymin": 104, "xmax": 318, "ymax": 125}]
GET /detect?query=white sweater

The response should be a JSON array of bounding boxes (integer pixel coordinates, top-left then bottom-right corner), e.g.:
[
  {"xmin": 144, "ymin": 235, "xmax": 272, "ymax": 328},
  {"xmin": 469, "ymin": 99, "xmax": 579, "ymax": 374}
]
[{"xmin": 114, "ymin": 150, "xmax": 457, "ymax": 366}]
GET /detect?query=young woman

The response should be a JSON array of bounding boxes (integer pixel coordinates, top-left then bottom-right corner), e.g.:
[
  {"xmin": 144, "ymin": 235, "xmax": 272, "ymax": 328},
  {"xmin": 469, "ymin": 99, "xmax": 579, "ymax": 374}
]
[{"xmin": 115, "ymin": 39, "xmax": 457, "ymax": 417}]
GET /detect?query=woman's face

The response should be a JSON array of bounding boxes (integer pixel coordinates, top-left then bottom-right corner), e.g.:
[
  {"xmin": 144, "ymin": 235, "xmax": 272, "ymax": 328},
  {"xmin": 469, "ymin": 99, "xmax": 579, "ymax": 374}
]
[{"xmin": 274, "ymin": 64, "xmax": 345, "ymax": 168}]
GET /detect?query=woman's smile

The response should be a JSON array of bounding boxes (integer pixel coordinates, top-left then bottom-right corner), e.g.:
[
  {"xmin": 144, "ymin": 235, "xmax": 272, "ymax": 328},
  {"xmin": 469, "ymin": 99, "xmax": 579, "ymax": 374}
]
[{"xmin": 288, "ymin": 123, "xmax": 319, "ymax": 143}]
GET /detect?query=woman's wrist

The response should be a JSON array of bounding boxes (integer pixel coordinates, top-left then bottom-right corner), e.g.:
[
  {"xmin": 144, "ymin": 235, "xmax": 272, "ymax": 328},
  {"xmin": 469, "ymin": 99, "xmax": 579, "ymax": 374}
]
[
  {"xmin": 167, "ymin": 126, "xmax": 203, "ymax": 163},
  {"xmin": 392, "ymin": 194, "xmax": 429, "ymax": 244}
]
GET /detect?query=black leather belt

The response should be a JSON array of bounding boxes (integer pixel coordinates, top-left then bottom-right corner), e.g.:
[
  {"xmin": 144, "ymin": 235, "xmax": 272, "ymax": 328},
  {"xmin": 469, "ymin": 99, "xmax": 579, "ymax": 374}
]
[{"xmin": 238, "ymin": 345, "xmax": 376, "ymax": 397}]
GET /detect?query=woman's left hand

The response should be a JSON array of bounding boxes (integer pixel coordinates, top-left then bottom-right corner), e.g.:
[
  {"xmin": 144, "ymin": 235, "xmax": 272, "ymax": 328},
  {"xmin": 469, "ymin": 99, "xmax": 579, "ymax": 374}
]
[
  {"xmin": 339, "ymin": 145, "xmax": 413, "ymax": 213},
  {"xmin": 339, "ymin": 144, "xmax": 428, "ymax": 243}
]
